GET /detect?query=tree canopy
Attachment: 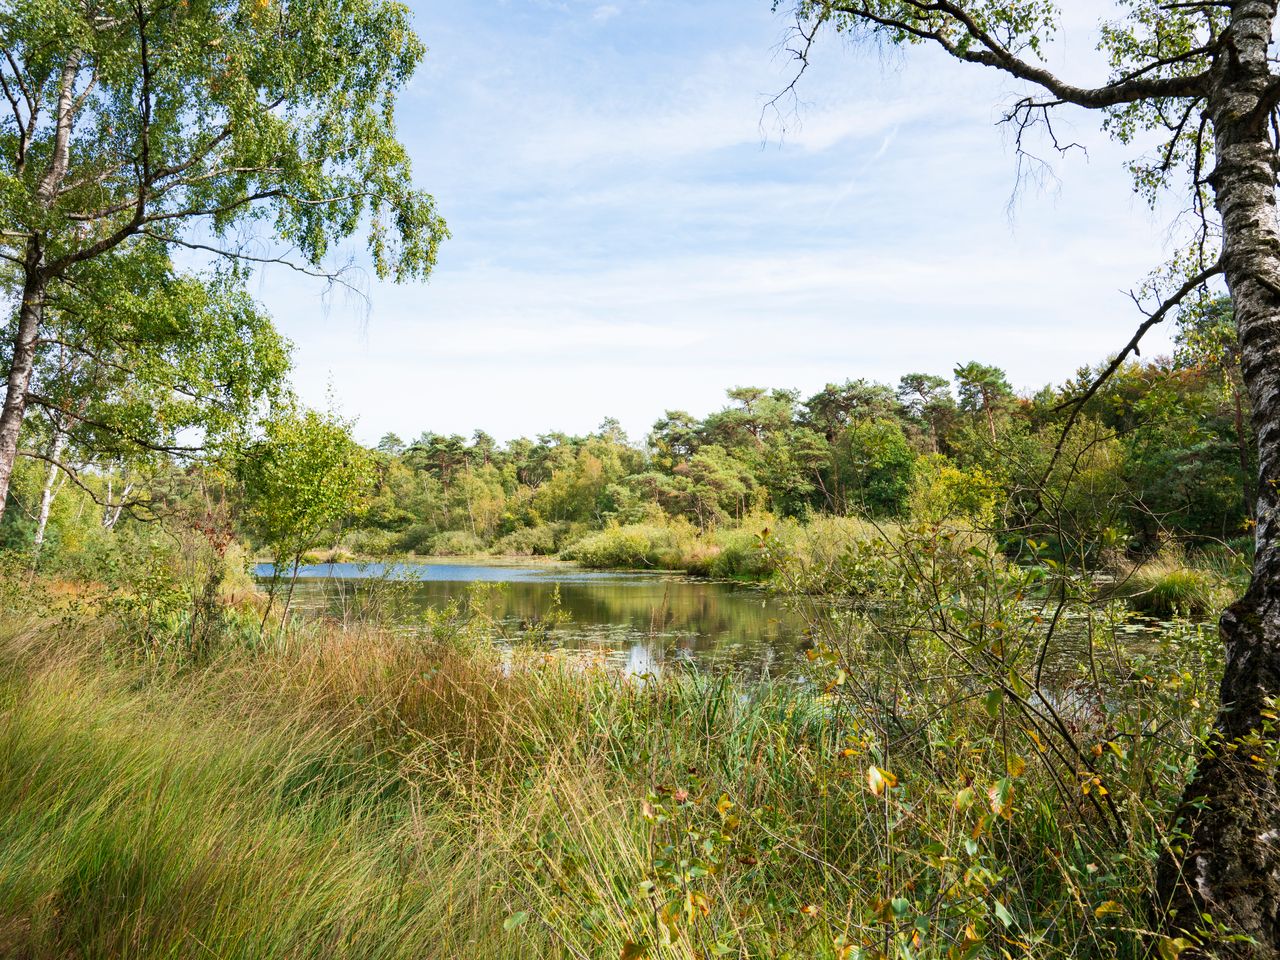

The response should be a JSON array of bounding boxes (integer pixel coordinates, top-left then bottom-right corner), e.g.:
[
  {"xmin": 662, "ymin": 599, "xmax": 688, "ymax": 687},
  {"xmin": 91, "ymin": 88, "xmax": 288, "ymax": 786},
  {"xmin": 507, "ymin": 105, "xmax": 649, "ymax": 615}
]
[{"xmin": 0, "ymin": 0, "xmax": 447, "ymax": 519}]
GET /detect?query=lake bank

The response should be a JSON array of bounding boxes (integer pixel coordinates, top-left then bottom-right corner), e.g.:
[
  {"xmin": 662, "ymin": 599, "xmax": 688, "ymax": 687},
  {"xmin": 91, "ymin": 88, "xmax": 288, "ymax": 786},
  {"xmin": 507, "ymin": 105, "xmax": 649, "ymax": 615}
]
[
  {"xmin": 0, "ymin": 572, "xmax": 1215, "ymax": 959},
  {"xmin": 254, "ymin": 557, "xmax": 805, "ymax": 676}
]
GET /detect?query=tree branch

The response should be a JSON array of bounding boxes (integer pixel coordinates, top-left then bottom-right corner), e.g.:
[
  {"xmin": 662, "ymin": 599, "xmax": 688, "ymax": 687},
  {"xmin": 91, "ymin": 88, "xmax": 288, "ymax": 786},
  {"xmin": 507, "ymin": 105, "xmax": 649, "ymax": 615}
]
[
  {"xmin": 17, "ymin": 448, "xmax": 149, "ymax": 513},
  {"xmin": 1042, "ymin": 259, "xmax": 1224, "ymax": 482},
  {"xmin": 818, "ymin": 1, "xmax": 1211, "ymax": 107}
]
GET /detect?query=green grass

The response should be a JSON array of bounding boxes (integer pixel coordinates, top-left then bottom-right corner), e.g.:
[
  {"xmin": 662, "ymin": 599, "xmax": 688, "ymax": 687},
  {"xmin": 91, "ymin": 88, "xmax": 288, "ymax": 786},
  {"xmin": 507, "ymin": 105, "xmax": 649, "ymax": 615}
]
[
  {"xmin": 558, "ymin": 514, "xmax": 896, "ymax": 587},
  {"xmin": 1110, "ymin": 549, "xmax": 1239, "ymax": 618},
  {"xmin": 0, "ymin": 573, "xmax": 1215, "ymax": 959}
]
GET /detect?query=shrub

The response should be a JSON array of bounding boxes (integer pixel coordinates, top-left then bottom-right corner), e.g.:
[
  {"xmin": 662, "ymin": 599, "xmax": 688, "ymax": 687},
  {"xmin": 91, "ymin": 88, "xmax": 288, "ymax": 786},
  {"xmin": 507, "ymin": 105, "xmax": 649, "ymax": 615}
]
[
  {"xmin": 491, "ymin": 524, "xmax": 560, "ymax": 556},
  {"xmin": 395, "ymin": 523, "xmax": 437, "ymax": 554},
  {"xmin": 429, "ymin": 530, "xmax": 488, "ymax": 556},
  {"xmin": 560, "ymin": 521, "xmax": 694, "ymax": 569},
  {"xmin": 908, "ymin": 454, "xmax": 1000, "ymax": 525},
  {"xmin": 341, "ymin": 527, "xmax": 398, "ymax": 557}
]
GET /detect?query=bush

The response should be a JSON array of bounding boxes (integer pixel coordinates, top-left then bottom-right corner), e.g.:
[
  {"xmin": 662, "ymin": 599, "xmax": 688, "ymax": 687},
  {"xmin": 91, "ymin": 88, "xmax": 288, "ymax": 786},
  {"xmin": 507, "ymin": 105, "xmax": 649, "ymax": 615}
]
[
  {"xmin": 429, "ymin": 530, "xmax": 488, "ymax": 556},
  {"xmin": 560, "ymin": 521, "xmax": 693, "ymax": 569},
  {"xmin": 908, "ymin": 454, "xmax": 1000, "ymax": 525},
  {"xmin": 395, "ymin": 523, "xmax": 437, "ymax": 554},
  {"xmin": 491, "ymin": 524, "xmax": 560, "ymax": 556},
  {"xmin": 341, "ymin": 527, "xmax": 398, "ymax": 557}
]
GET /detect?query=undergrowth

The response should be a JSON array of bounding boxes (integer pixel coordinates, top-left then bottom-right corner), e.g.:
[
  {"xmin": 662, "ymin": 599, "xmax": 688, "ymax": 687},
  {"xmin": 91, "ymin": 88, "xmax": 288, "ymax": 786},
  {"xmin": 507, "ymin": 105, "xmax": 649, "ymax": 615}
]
[{"xmin": 0, "ymin": 530, "xmax": 1222, "ymax": 958}]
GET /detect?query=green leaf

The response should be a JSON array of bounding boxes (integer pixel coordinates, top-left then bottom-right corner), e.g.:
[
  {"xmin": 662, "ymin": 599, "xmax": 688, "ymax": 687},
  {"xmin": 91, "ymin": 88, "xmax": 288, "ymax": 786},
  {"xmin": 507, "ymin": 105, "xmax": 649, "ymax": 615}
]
[
  {"xmin": 992, "ymin": 900, "xmax": 1014, "ymax": 928},
  {"xmin": 503, "ymin": 911, "xmax": 529, "ymax": 931},
  {"xmin": 983, "ymin": 688, "xmax": 1002, "ymax": 718}
]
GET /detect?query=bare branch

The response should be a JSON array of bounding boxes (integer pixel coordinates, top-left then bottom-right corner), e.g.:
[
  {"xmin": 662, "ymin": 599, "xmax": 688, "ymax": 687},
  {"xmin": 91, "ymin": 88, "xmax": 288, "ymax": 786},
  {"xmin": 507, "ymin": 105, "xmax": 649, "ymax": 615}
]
[
  {"xmin": 817, "ymin": 1, "xmax": 1211, "ymax": 108},
  {"xmin": 140, "ymin": 230, "xmax": 369, "ymax": 300},
  {"xmin": 1041, "ymin": 259, "xmax": 1224, "ymax": 485}
]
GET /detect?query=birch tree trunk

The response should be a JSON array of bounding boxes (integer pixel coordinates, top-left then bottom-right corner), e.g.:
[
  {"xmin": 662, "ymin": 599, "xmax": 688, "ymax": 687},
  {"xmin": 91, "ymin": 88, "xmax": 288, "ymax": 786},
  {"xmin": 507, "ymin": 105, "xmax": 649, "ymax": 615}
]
[
  {"xmin": 102, "ymin": 481, "xmax": 133, "ymax": 530},
  {"xmin": 0, "ymin": 53, "xmax": 79, "ymax": 523},
  {"xmin": 0, "ymin": 265, "xmax": 45, "ymax": 520},
  {"xmin": 1158, "ymin": 3, "xmax": 1280, "ymax": 953},
  {"xmin": 31, "ymin": 429, "xmax": 67, "ymax": 558}
]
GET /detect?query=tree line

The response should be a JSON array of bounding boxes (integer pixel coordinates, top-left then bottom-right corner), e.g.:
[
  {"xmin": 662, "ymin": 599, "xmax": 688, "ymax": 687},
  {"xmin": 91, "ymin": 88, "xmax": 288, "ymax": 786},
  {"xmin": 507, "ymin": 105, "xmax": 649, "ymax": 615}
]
[{"xmin": 339, "ymin": 316, "xmax": 1251, "ymax": 563}]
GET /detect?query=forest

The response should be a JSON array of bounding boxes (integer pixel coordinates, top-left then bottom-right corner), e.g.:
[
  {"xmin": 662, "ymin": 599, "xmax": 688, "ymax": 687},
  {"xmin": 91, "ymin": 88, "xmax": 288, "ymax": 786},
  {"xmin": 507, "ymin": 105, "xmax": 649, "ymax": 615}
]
[
  {"xmin": 5, "ymin": 0, "xmax": 1280, "ymax": 958},
  {"xmin": 4, "ymin": 310, "xmax": 1256, "ymax": 614}
]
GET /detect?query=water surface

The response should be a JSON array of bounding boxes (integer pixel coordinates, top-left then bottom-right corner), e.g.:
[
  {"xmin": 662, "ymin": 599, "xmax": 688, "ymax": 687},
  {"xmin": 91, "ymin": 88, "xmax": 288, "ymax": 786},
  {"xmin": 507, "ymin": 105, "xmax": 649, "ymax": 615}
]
[{"xmin": 256, "ymin": 560, "xmax": 806, "ymax": 676}]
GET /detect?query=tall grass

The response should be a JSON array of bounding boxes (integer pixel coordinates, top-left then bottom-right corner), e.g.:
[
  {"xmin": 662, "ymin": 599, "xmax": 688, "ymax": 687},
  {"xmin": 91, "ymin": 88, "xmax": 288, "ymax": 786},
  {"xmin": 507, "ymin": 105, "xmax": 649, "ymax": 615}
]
[
  {"xmin": 559, "ymin": 513, "xmax": 896, "ymax": 586},
  {"xmin": 1106, "ymin": 546, "xmax": 1240, "ymax": 618},
  {"xmin": 0, "ymin": 552, "xmax": 1219, "ymax": 958}
]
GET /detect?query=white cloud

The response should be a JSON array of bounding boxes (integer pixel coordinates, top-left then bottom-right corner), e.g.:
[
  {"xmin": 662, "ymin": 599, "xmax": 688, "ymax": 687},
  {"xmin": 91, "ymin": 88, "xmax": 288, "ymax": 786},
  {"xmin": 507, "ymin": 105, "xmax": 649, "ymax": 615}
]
[{"xmin": 250, "ymin": 0, "xmax": 1193, "ymax": 443}]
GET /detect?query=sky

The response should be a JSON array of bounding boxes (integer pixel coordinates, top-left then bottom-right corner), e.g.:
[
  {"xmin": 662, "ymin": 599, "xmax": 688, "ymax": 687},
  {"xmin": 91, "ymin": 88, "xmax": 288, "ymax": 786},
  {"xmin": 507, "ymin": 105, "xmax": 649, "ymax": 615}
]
[{"xmin": 249, "ymin": 0, "xmax": 1190, "ymax": 446}]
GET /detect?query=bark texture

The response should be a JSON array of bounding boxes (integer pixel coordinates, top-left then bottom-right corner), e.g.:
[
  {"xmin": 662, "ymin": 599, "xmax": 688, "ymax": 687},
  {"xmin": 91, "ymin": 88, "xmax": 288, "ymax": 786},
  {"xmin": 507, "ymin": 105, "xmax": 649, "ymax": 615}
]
[
  {"xmin": 1158, "ymin": 3, "xmax": 1280, "ymax": 956},
  {"xmin": 0, "ymin": 53, "xmax": 78, "ymax": 521},
  {"xmin": 0, "ymin": 264, "xmax": 45, "ymax": 517}
]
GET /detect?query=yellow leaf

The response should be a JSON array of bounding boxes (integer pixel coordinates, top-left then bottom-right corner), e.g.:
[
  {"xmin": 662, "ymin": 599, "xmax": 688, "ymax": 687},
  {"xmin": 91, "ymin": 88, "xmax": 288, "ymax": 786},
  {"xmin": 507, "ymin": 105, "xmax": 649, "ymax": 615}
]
[
  {"xmin": 685, "ymin": 891, "xmax": 710, "ymax": 923},
  {"xmin": 867, "ymin": 765, "xmax": 898, "ymax": 797},
  {"xmin": 716, "ymin": 793, "xmax": 734, "ymax": 817},
  {"xmin": 1158, "ymin": 936, "xmax": 1196, "ymax": 960},
  {"xmin": 659, "ymin": 899, "xmax": 682, "ymax": 933},
  {"xmin": 1007, "ymin": 755, "xmax": 1026, "ymax": 778},
  {"xmin": 988, "ymin": 778, "xmax": 1015, "ymax": 819},
  {"xmin": 1094, "ymin": 901, "xmax": 1125, "ymax": 918}
]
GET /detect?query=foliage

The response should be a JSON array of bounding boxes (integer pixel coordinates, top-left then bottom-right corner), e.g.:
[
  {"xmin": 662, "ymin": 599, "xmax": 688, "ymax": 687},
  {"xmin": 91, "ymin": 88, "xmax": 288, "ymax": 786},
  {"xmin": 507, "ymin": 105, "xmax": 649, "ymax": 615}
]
[
  {"xmin": 0, "ymin": 540, "xmax": 1222, "ymax": 959},
  {"xmin": 239, "ymin": 406, "xmax": 373, "ymax": 571},
  {"xmin": 908, "ymin": 454, "xmax": 999, "ymax": 525},
  {"xmin": 0, "ymin": 0, "xmax": 446, "ymax": 280},
  {"xmin": 1109, "ymin": 548, "xmax": 1240, "ymax": 619},
  {"xmin": 561, "ymin": 521, "xmax": 697, "ymax": 570}
]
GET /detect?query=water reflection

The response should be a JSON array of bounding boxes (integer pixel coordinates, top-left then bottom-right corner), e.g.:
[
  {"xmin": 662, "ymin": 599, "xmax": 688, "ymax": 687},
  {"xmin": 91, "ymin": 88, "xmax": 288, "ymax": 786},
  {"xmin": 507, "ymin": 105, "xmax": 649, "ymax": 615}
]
[{"xmin": 256, "ymin": 560, "xmax": 806, "ymax": 675}]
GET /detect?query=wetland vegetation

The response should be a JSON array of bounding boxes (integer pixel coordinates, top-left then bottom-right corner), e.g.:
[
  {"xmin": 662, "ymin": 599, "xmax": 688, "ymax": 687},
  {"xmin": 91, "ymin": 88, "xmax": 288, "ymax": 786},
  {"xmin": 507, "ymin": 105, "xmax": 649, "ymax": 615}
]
[{"xmin": 4, "ymin": 0, "xmax": 1280, "ymax": 955}]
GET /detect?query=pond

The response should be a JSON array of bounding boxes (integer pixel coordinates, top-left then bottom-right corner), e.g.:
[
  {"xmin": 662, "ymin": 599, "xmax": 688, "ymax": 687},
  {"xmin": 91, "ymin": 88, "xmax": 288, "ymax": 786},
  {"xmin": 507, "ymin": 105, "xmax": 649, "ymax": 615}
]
[{"xmin": 254, "ymin": 559, "xmax": 809, "ymax": 676}]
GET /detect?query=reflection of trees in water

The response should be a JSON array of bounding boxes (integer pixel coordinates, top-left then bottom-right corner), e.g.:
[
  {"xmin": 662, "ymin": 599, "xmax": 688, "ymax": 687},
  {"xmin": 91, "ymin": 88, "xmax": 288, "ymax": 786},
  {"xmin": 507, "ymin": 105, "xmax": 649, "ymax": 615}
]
[{"xmin": 291, "ymin": 575, "xmax": 803, "ymax": 668}]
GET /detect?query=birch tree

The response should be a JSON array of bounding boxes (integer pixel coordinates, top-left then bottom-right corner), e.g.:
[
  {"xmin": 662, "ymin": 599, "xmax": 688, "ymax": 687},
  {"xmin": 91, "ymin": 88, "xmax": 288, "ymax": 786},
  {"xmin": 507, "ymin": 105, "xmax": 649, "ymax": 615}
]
[
  {"xmin": 0, "ymin": 0, "xmax": 446, "ymax": 519},
  {"xmin": 1, "ymin": 244, "xmax": 292, "ymax": 549},
  {"xmin": 775, "ymin": 1, "xmax": 1280, "ymax": 953}
]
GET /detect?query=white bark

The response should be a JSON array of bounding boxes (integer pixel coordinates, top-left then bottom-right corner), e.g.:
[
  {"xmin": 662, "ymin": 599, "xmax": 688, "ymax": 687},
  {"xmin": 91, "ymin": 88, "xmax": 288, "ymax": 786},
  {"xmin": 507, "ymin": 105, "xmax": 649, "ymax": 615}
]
[
  {"xmin": 31, "ymin": 429, "xmax": 67, "ymax": 557},
  {"xmin": 0, "ymin": 53, "xmax": 80, "ymax": 525}
]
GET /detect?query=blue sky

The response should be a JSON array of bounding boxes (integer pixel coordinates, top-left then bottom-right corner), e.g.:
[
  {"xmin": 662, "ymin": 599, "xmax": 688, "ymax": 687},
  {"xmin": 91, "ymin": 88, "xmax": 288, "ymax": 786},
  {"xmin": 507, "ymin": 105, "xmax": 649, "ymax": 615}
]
[{"xmin": 251, "ymin": 0, "xmax": 1185, "ymax": 446}]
